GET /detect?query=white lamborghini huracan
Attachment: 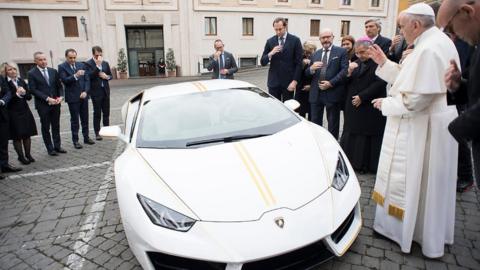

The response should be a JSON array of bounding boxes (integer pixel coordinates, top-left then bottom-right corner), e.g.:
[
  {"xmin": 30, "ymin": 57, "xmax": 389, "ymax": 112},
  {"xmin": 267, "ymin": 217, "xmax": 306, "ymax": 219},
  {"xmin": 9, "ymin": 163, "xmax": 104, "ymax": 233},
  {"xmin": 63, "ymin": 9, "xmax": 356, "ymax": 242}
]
[{"xmin": 100, "ymin": 80, "xmax": 362, "ymax": 270}]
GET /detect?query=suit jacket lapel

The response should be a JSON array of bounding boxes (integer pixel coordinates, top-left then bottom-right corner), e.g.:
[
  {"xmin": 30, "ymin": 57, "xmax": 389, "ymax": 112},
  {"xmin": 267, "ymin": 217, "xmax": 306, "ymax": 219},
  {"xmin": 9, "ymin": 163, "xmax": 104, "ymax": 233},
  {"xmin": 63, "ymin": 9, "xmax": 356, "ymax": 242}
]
[
  {"xmin": 282, "ymin": 35, "xmax": 289, "ymax": 52},
  {"xmin": 65, "ymin": 62, "xmax": 75, "ymax": 75},
  {"xmin": 35, "ymin": 67, "xmax": 49, "ymax": 86},
  {"xmin": 48, "ymin": 68, "xmax": 54, "ymax": 86},
  {"xmin": 8, "ymin": 79, "xmax": 16, "ymax": 90},
  {"xmin": 327, "ymin": 47, "xmax": 334, "ymax": 68}
]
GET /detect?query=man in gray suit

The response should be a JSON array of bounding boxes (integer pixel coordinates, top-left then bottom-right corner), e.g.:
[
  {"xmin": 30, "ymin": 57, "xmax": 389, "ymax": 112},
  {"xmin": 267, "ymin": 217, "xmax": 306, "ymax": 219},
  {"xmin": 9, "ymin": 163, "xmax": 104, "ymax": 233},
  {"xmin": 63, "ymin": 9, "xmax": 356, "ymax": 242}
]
[{"xmin": 206, "ymin": 39, "xmax": 238, "ymax": 79}]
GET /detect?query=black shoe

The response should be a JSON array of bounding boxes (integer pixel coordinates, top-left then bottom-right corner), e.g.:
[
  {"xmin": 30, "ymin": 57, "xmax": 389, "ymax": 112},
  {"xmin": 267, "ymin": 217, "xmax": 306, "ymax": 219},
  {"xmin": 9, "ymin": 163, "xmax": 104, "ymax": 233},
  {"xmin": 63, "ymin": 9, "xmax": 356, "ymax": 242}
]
[
  {"xmin": 18, "ymin": 156, "xmax": 30, "ymax": 165},
  {"xmin": 457, "ymin": 180, "xmax": 474, "ymax": 193},
  {"xmin": 1, "ymin": 164, "xmax": 22, "ymax": 173},
  {"xmin": 73, "ymin": 142, "xmax": 83, "ymax": 149},
  {"xmin": 48, "ymin": 150, "xmax": 58, "ymax": 156},
  {"xmin": 95, "ymin": 135, "xmax": 103, "ymax": 141},
  {"xmin": 55, "ymin": 148, "xmax": 67, "ymax": 154},
  {"xmin": 25, "ymin": 155, "xmax": 35, "ymax": 163},
  {"xmin": 84, "ymin": 138, "xmax": 95, "ymax": 145}
]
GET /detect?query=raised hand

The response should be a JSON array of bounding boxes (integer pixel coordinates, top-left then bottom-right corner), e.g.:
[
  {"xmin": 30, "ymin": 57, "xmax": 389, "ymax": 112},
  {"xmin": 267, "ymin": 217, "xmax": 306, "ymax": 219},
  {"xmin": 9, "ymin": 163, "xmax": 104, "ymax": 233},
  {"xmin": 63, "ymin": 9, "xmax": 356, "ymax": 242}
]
[
  {"xmin": 445, "ymin": 59, "xmax": 461, "ymax": 92},
  {"xmin": 368, "ymin": 44, "xmax": 387, "ymax": 66}
]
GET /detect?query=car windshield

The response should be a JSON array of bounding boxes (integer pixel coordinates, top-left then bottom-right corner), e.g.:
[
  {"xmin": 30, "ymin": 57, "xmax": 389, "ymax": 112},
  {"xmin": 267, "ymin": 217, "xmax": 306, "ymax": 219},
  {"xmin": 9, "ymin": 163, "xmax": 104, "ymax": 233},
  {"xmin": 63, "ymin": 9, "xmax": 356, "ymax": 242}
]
[{"xmin": 136, "ymin": 88, "xmax": 300, "ymax": 148}]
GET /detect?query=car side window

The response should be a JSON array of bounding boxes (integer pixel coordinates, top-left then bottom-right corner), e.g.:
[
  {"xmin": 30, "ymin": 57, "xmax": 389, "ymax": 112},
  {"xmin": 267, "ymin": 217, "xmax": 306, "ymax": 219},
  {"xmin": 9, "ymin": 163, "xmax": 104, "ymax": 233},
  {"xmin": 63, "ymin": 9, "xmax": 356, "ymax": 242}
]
[{"xmin": 124, "ymin": 94, "xmax": 142, "ymax": 142}]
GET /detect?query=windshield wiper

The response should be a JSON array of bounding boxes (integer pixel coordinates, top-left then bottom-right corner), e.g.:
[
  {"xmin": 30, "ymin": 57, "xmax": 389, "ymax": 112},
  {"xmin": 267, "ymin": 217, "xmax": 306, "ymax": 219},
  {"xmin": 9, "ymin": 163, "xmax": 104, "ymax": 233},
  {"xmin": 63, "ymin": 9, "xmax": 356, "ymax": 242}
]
[{"xmin": 186, "ymin": 134, "xmax": 270, "ymax": 147}]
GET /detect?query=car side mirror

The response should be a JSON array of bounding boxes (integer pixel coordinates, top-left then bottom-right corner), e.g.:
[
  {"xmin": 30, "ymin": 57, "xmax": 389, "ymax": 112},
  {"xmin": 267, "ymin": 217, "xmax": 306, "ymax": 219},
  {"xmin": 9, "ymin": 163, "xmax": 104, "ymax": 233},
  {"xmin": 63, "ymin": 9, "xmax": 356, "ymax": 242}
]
[
  {"xmin": 100, "ymin": 126, "xmax": 128, "ymax": 142},
  {"xmin": 284, "ymin": 99, "xmax": 300, "ymax": 111}
]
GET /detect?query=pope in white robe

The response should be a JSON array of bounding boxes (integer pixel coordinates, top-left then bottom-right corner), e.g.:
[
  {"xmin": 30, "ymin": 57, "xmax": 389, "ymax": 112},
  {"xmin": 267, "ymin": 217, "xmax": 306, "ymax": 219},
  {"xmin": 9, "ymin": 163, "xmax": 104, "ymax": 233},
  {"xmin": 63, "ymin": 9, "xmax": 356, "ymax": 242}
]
[{"xmin": 368, "ymin": 3, "xmax": 460, "ymax": 258}]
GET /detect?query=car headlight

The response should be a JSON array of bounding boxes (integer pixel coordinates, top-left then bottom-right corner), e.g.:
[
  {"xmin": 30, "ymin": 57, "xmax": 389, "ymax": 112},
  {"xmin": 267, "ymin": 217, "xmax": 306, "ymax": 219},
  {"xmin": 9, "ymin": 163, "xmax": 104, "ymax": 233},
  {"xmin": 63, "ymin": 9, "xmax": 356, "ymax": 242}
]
[
  {"xmin": 137, "ymin": 194, "xmax": 196, "ymax": 232},
  {"xmin": 332, "ymin": 152, "xmax": 350, "ymax": 191}
]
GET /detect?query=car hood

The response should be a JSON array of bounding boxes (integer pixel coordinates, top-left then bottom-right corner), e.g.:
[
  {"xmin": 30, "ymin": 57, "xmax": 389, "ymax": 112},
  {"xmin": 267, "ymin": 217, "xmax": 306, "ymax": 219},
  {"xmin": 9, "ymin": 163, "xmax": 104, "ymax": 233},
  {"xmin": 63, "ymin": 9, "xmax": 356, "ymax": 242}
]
[{"xmin": 137, "ymin": 122, "xmax": 337, "ymax": 222}]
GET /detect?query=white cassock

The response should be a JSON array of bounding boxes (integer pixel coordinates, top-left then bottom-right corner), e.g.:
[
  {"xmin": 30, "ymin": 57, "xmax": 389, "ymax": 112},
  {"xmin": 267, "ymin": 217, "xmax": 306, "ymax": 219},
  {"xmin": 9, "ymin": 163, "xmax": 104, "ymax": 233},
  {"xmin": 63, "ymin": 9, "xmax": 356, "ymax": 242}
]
[{"xmin": 372, "ymin": 27, "xmax": 459, "ymax": 258}]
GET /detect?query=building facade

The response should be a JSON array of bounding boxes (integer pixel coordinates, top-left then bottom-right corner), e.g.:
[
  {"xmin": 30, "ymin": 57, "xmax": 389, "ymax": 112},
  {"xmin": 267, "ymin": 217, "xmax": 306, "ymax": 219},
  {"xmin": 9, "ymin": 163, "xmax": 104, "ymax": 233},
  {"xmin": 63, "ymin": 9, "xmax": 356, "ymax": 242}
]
[{"xmin": 0, "ymin": 0, "xmax": 399, "ymax": 78}]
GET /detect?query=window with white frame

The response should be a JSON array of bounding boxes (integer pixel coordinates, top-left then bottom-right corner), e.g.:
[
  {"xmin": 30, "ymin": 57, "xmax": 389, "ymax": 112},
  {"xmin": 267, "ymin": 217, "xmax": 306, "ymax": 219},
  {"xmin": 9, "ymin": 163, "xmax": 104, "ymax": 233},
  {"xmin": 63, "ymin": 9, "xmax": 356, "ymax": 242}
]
[
  {"xmin": 13, "ymin": 16, "xmax": 32, "ymax": 38},
  {"xmin": 242, "ymin": 18, "xmax": 254, "ymax": 36},
  {"xmin": 341, "ymin": 20, "xmax": 350, "ymax": 36},
  {"xmin": 240, "ymin": 57, "xmax": 257, "ymax": 67},
  {"xmin": 310, "ymin": 19, "xmax": 320, "ymax": 37},
  {"xmin": 205, "ymin": 17, "xmax": 217, "ymax": 36}
]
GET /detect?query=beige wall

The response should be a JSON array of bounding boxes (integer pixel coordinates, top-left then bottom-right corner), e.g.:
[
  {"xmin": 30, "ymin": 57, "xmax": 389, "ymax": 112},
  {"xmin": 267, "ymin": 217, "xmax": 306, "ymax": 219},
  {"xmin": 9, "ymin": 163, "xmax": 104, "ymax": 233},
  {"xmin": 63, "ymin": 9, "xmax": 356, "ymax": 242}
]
[{"xmin": 0, "ymin": 0, "xmax": 399, "ymax": 77}]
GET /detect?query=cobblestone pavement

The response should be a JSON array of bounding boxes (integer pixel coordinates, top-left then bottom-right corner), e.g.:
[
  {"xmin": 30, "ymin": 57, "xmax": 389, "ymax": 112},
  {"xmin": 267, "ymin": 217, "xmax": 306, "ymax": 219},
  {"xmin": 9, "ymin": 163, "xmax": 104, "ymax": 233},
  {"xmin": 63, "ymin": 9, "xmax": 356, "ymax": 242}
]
[{"xmin": 0, "ymin": 69, "xmax": 479, "ymax": 270}]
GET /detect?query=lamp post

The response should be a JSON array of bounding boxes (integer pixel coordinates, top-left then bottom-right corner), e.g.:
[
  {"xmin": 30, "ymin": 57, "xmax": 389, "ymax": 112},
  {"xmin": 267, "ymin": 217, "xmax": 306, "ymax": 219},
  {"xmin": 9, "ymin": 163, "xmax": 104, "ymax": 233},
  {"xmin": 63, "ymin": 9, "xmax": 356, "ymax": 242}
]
[{"xmin": 80, "ymin": 16, "xmax": 88, "ymax": 41}]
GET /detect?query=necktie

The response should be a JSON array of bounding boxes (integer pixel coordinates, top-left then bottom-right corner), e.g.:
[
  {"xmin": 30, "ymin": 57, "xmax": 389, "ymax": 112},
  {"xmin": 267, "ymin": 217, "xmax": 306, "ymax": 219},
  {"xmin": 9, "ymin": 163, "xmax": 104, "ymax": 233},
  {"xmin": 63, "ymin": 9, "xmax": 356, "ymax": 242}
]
[
  {"xmin": 71, "ymin": 64, "xmax": 76, "ymax": 72},
  {"xmin": 279, "ymin": 36, "xmax": 285, "ymax": 47},
  {"xmin": 42, "ymin": 69, "xmax": 50, "ymax": 86},
  {"xmin": 319, "ymin": 49, "xmax": 329, "ymax": 81},
  {"xmin": 219, "ymin": 54, "xmax": 224, "ymax": 79},
  {"xmin": 99, "ymin": 63, "xmax": 105, "ymax": 87}
]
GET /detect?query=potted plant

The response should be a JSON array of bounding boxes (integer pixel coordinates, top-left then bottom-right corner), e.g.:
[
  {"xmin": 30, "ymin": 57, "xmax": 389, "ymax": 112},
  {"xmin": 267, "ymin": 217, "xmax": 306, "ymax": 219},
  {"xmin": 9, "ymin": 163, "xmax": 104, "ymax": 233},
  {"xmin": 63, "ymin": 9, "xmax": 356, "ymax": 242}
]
[
  {"xmin": 166, "ymin": 48, "xmax": 176, "ymax": 77},
  {"xmin": 117, "ymin": 48, "xmax": 128, "ymax": 79}
]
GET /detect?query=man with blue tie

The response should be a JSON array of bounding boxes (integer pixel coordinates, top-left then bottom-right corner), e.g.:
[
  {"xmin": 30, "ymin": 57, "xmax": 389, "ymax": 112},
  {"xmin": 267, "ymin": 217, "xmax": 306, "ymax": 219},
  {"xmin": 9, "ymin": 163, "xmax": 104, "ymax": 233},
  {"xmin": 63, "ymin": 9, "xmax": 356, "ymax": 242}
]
[
  {"xmin": 28, "ymin": 52, "xmax": 66, "ymax": 156},
  {"xmin": 206, "ymin": 40, "xmax": 238, "ymax": 80},
  {"xmin": 85, "ymin": 46, "xmax": 112, "ymax": 141},
  {"xmin": 305, "ymin": 28, "xmax": 349, "ymax": 139},
  {"xmin": 261, "ymin": 17, "xmax": 303, "ymax": 101},
  {"xmin": 59, "ymin": 48, "xmax": 94, "ymax": 149}
]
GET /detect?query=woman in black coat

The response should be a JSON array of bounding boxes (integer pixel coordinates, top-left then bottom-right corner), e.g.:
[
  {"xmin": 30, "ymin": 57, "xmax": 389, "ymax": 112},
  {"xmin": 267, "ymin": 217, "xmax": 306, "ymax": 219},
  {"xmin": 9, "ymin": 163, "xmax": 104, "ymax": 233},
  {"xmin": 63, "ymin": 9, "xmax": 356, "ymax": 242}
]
[
  {"xmin": 340, "ymin": 39, "xmax": 387, "ymax": 174},
  {"xmin": 1, "ymin": 62, "xmax": 38, "ymax": 164},
  {"xmin": 295, "ymin": 41, "xmax": 316, "ymax": 119}
]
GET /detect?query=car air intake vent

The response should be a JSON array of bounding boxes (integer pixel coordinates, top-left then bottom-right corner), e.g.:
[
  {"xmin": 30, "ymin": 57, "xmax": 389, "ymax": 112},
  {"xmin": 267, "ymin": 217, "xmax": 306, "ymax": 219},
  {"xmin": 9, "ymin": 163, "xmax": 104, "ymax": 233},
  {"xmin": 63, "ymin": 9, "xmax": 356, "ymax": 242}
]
[
  {"xmin": 148, "ymin": 252, "xmax": 227, "ymax": 270},
  {"xmin": 241, "ymin": 240, "xmax": 333, "ymax": 270},
  {"xmin": 331, "ymin": 208, "xmax": 355, "ymax": 244}
]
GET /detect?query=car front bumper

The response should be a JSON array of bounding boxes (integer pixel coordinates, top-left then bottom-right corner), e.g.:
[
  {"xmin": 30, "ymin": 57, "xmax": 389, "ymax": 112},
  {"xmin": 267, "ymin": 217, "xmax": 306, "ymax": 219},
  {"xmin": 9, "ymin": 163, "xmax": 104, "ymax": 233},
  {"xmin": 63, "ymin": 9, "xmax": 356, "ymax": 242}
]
[{"xmin": 119, "ymin": 185, "xmax": 361, "ymax": 270}]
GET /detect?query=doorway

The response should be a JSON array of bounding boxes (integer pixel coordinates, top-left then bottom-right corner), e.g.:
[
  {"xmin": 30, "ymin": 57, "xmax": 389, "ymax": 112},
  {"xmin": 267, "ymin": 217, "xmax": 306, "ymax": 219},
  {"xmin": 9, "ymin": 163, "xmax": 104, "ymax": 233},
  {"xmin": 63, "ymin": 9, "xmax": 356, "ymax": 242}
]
[{"xmin": 125, "ymin": 26, "xmax": 164, "ymax": 77}]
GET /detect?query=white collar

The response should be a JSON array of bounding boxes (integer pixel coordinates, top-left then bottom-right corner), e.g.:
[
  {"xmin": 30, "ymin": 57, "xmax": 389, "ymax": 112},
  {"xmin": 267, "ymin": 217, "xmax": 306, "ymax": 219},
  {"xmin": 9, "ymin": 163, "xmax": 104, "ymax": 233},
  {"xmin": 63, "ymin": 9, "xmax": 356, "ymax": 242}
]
[
  {"xmin": 37, "ymin": 66, "xmax": 48, "ymax": 72},
  {"xmin": 7, "ymin": 76, "xmax": 18, "ymax": 82},
  {"xmin": 323, "ymin": 45, "xmax": 333, "ymax": 52},
  {"xmin": 278, "ymin": 32, "xmax": 288, "ymax": 40},
  {"xmin": 371, "ymin": 35, "xmax": 379, "ymax": 42},
  {"xmin": 413, "ymin": 26, "xmax": 436, "ymax": 47}
]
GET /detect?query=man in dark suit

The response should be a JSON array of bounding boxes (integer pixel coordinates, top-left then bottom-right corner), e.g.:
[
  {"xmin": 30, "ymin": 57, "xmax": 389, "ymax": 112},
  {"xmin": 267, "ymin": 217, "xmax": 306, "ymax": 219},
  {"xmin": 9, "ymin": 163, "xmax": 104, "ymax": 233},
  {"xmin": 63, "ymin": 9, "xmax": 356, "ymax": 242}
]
[
  {"xmin": 261, "ymin": 17, "xmax": 303, "ymax": 101},
  {"xmin": 0, "ymin": 76, "xmax": 21, "ymax": 177},
  {"xmin": 28, "ymin": 51, "xmax": 67, "ymax": 156},
  {"xmin": 365, "ymin": 18, "xmax": 392, "ymax": 54},
  {"xmin": 206, "ymin": 39, "xmax": 238, "ymax": 79},
  {"xmin": 305, "ymin": 28, "xmax": 349, "ymax": 139},
  {"xmin": 59, "ymin": 48, "xmax": 94, "ymax": 149},
  {"xmin": 439, "ymin": 0, "xmax": 480, "ymax": 188},
  {"xmin": 387, "ymin": 34, "xmax": 408, "ymax": 63},
  {"xmin": 85, "ymin": 46, "xmax": 112, "ymax": 141}
]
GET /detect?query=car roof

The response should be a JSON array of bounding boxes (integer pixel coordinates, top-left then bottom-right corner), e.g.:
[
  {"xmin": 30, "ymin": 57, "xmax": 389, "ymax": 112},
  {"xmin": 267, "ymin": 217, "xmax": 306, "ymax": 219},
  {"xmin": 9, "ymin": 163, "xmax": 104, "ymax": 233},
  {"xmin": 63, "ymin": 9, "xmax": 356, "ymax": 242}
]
[{"xmin": 142, "ymin": 79, "xmax": 257, "ymax": 101}]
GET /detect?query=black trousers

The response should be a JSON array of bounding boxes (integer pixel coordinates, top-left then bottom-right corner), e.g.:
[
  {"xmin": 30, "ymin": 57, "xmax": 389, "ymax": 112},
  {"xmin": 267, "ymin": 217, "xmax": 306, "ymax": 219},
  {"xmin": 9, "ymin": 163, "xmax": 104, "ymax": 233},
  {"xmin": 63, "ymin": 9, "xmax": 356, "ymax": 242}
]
[
  {"xmin": 456, "ymin": 104, "xmax": 473, "ymax": 182},
  {"xmin": 268, "ymin": 86, "xmax": 294, "ymax": 102},
  {"xmin": 473, "ymin": 141, "xmax": 480, "ymax": 188},
  {"xmin": 0, "ymin": 121, "xmax": 9, "ymax": 167},
  {"xmin": 91, "ymin": 92, "xmax": 110, "ymax": 135},
  {"xmin": 37, "ymin": 104, "xmax": 61, "ymax": 152},
  {"xmin": 295, "ymin": 89, "xmax": 310, "ymax": 119},
  {"xmin": 310, "ymin": 102, "xmax": 341, "ymax": 139},
  {"xmin": 67, "ymin": 99, "xmax": 89, "ymax": 143}
]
